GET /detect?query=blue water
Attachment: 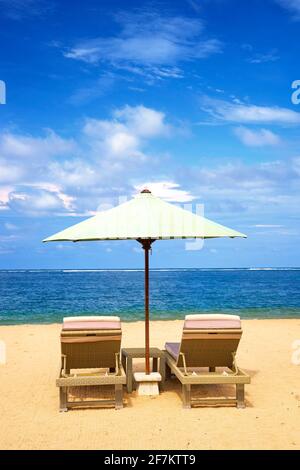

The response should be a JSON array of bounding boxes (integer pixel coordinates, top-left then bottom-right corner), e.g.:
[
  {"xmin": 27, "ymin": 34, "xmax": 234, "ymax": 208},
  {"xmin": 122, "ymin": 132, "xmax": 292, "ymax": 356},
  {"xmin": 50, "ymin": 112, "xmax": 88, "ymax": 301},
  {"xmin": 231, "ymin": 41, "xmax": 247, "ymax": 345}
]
[{"xmin": 0, "ymin": 268, "xmax": 300, "ymax": 324}]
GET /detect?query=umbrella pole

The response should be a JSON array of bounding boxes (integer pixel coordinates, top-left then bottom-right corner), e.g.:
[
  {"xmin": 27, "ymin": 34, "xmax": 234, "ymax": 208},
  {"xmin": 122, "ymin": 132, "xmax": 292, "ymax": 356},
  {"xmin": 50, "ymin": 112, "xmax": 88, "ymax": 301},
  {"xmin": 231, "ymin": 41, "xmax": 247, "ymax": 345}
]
[
  {"xmin": 139, "ymin": 239, "xmax": 154, "ymax": 375},
  {"xmin": 144, "ymin": 241, "xmax": 150, "ymax": 375}
]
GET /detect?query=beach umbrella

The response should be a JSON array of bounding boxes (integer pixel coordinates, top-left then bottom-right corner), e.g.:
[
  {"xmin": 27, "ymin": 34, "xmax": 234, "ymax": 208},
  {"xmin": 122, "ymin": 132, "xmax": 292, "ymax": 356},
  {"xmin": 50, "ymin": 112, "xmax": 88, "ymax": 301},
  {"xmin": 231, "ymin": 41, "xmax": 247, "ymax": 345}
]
[{"xmin": 43, "ymin": 189, "xmax": 246, "ymax": 375}]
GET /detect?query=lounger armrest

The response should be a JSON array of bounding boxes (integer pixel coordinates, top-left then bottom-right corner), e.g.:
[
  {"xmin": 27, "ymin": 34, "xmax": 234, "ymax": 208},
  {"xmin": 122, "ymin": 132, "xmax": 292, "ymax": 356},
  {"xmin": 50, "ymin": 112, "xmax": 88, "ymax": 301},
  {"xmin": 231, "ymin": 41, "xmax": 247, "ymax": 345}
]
[
  {"xmin": 60, "ymin": 354, "xmax": 67, "ymax": 377},
  {"xmin": 232, "ymin": 352, "xmax": 238, "ymax": 375},
  {"xmin": 179, "ymin": 352, "xmax": 188, "ymax": 376},
  {"xmin": 115, "ymin": 352, "xmax": 121, "ymax": 376}
]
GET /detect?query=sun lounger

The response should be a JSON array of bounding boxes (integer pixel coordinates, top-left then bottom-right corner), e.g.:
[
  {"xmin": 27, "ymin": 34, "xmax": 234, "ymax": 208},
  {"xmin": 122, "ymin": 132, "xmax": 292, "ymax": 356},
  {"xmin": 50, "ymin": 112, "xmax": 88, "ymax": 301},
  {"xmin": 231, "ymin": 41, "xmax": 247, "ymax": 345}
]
[
  {"xmin": 56, "ymin": 316, "xmax": 126, "ymax": 411},
  {"xmin": 164, "ymin": 314, "xmax": 250, "ymax": 408}
]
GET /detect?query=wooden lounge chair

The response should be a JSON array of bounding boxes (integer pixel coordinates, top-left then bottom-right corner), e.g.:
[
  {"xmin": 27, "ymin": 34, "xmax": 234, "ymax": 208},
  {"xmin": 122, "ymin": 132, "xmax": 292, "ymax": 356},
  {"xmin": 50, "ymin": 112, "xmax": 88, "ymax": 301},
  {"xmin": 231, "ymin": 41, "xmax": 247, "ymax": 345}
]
[
  {"xmin": 56, "ymin": 316, "xmax": 126, "ymax": 411},
  {"xmin": 164, "ymin": 314, "xmax": 250, "ymax": 408}
]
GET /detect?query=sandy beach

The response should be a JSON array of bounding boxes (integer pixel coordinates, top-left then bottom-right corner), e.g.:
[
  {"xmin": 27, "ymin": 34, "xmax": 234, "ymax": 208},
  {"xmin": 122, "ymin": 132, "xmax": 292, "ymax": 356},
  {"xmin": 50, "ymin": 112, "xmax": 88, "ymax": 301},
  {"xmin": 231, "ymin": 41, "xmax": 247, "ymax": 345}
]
[{"xmin": 0, "ymin": 319, "xmax": 299, "ymax": 450}]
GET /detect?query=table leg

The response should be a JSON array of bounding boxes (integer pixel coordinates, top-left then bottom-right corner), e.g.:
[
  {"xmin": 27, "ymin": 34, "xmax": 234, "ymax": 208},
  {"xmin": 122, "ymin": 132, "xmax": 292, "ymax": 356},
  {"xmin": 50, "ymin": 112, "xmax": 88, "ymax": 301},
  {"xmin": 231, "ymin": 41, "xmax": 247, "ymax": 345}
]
[
  {"xmin": 59, "ymin": 386, "xmax": 68, "ymax": 412},
  {"xmin": 115, "ymin": 384, "xmax": 123, "ymax": 410},
  {"xmin": 159, "ymin": 356, "xmax": 166, "ymax": 390},
  {"xmin": 236, "ymin": 384, "xmax": 245, "ymax": 409},
  {"xmin": 152, "ymin": 357, "xmax": 158, "ymax": 372},
  {"xmin": 182, "ymin": 384, "xmax": 191, "ymax": 409},
  {"xmin": 127, "ymin": 357, "xmax": 133, "ymax": 393},
  {"xmin": 165, "ymin": 362, "xmax": 171, "ymax": 380},
  {"xmin": 121, "ymin": 353, "xmax": 126, "ymax": 372}
]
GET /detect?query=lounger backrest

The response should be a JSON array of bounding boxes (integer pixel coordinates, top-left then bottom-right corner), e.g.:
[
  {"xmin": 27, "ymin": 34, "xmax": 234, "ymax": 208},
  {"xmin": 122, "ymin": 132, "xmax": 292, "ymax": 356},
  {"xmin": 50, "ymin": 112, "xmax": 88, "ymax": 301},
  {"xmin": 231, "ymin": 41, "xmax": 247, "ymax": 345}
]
[
  {"xmin": 177, "ymin": 314, "xmax": 242, "ymax": 369},
  {"xmin": 60, "ymin": 316, "xmax": 122, "ymax": 370}
]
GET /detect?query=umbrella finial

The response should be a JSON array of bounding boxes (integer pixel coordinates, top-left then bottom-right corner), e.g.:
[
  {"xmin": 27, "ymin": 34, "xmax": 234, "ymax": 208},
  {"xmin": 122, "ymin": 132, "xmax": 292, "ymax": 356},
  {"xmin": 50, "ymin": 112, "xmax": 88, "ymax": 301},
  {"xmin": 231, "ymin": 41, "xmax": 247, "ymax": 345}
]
[{"xmin": 141, "ymin": 188, "xmax": 152, "ymax": 194}]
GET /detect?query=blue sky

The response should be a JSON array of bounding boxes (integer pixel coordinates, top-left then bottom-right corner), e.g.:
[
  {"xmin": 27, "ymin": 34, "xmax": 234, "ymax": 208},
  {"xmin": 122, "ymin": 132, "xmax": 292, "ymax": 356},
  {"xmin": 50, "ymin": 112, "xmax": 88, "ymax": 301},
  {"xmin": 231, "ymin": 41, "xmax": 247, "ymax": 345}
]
[{"xmin": 0, "ymin": 0, "xmax": 300, "ymax": 268}]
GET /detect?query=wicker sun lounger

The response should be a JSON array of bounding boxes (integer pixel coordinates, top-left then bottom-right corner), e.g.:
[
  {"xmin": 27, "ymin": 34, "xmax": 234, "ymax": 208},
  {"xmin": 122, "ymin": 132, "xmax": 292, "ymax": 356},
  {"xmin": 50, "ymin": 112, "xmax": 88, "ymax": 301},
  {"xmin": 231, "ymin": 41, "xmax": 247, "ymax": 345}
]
[
  {"xmin": 164, "ymin": 314, "xmax": 250, "ymax": 409},
  {"xmin": 57, "ymin": 316, "xmax": 126, "ymax": 411}
]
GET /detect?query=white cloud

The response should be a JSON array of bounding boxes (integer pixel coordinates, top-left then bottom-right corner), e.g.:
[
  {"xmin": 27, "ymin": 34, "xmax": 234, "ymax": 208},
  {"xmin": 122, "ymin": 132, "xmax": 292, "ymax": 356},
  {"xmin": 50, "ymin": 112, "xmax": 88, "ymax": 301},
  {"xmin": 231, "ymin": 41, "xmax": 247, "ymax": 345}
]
[
  {"xmin": 253, "ymin": 224, "xmax": 284, "ymax": 228},
  {"xmin": 0, "ymin": 186, "xmax": 13, "ymax": 210},
  {"xmin": 275, "ymin": 0, "xmax": 300, "ymax": 19},
  {"xmin": 0, "ymin": 234, "xmax": 19, "ymax": 242},
  {"xmin": 83, "ymin": 105, "xmax": 169, "ymax": 160},
  {"xmin": 134, "ymin": 181, "xmax": 195, "ymax": 203},
  {"xmin": 2, "ymin": 102, "xmax": 300, "ymax": 223},
  {"xmin": 8, "ymin": 189, "xmax": 66, "ymax": 214},
  {"xmin": 64, "ymin": 12, "xmax": 222, "ymax": 80},
  {"xmin": 201, "ymin": 97, "xmax": 300, "ymax": 125},
  {"xmin": 0, "ymin": 130, "xmax": 76, "ymax": 160},
  {"xmin": 234, "ymin": 127, "xmax": 281, "ymax": 146},
  {"xmin": 180, "ymin": 157, "xmax": 300, "ymax": 217},
  {"xmin": 0, "ymin": 105, "xmax": 173, "ymax": 215},
  {"xmin": 0, "ymin": 248, "xmax": 14, "ymax": 254},
  {"xmin": 186, "ymin": 0, "xmax": 202, "ymax": 13},
  {"xmin": 247, "ymin": 50, "xmax": 279, "ymax": 64},
  {"xmin": 0, "ymin": 130, "xmax": 78, "ymax": 193},
  {"xmin": 4, "ymin": 222, "xmax": 18, "ymax": 230},
  {"xmin": 48, "ymin": 159, "xmax": 99, "ymax": 190},
  {"xmin": 0, "ymin": 0, "xmax": 51, "ymax": 20},
  {"xmin": 83, "ymin": 118, "xmax": 141, "ymax": 159},
  {"xmin": 0, "ymin": 160, "xmax": 25, "ymax": 184},
  {"xmin": 114, "ymin": 106, "xmax": 169, "ymax": 138},
  {"xmin": 68, "ymin": 74, "xmax": 116, "ymax": 105}
]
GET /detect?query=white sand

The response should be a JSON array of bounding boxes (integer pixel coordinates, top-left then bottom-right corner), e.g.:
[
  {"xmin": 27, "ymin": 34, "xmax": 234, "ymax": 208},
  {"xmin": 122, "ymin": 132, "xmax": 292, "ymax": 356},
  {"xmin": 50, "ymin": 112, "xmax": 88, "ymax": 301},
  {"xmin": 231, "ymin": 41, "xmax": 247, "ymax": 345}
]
[{"xmin": 0, "ymin": 319, "xmax": 299, "ymax": 450}]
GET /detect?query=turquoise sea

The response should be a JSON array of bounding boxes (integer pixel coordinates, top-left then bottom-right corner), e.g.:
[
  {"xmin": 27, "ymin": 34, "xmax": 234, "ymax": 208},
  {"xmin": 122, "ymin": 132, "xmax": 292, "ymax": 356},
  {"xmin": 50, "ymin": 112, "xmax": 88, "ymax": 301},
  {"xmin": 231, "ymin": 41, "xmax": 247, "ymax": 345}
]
[{"xmin": 0, "ymin": 268, "xmax": 300, "ymax": 324}]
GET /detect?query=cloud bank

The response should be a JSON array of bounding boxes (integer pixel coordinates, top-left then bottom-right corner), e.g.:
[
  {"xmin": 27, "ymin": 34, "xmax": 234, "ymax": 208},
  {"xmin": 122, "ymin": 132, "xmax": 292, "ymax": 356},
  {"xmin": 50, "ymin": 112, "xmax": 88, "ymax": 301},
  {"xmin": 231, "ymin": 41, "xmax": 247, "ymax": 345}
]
[
  {"xmin": 201, "ymin": 97, "xmax": 300, "ymax": 125},
  {"xmin": 64, "ymin": 11, "xmax": 222, "ymax": 80}
]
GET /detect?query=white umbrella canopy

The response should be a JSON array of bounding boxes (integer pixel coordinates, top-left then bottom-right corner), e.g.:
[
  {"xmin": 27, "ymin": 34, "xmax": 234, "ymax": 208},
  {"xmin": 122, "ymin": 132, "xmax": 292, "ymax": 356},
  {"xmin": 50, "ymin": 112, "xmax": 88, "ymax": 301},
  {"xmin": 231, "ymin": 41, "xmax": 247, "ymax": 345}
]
[
  {"xmin": 43, "ymin": 189, "xmax": 246, "ymax": 242},
  {"xmin": 43, "ymin": 189, "xmax": 246, "ymax": 374}
]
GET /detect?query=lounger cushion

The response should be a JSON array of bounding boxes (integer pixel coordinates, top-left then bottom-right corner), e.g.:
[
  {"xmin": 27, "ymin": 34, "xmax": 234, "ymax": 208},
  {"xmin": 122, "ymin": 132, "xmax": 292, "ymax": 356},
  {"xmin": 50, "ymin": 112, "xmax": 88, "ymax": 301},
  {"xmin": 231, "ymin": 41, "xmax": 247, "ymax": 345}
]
[
  {"xmin": 62, "ymin": 321, "xmax": 121, "ymax": 330},
  {"xmin": 63, "ymin": 316, "xmax": 120, "ymax": 322},
  {"xmin": 184, "ymin": 314, "xmax": 241, "ymax": 329},
  {"xmin": 62, "ymin": 316, "xmax": 121, "ymax": 330},
  {"xmin": 165, "ymin": 342, "xmax": 180, "ymax": 360}
]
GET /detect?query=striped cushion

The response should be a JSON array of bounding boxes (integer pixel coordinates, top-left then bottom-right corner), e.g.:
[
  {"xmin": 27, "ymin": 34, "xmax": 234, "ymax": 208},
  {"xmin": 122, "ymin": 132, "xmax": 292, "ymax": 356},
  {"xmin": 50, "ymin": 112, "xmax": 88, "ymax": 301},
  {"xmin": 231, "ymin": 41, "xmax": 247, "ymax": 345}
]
[{"xmin": 184, "ymin": 314, "xmax": 241, "ymax": 329}]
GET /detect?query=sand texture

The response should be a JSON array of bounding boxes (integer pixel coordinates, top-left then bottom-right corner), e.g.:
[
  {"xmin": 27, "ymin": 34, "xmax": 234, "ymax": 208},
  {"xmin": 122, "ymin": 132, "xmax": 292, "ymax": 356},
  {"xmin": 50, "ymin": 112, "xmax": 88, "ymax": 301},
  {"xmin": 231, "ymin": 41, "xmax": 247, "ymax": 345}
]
[{"xmin": 0, "ymin": 319, "xmax": 299, "ymax": 450}]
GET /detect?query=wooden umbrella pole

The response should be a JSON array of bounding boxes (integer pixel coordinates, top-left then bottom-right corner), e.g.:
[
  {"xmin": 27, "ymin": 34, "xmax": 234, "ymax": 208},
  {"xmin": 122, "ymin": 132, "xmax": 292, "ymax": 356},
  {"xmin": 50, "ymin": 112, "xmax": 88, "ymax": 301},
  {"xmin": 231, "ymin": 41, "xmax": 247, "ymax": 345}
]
[
  {"xmin": 144, "ymin": 241, "xmax": 150, "ymax": 375},
  {"xmin": 139, "ymin": 239, "xmax": 154, "ymax": 375}
]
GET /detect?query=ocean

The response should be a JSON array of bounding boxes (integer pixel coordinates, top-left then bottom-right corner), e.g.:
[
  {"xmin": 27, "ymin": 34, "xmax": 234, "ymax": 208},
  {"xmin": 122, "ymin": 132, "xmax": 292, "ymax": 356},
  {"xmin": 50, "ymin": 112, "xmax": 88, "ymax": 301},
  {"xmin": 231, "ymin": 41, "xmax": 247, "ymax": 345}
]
[{"xmin": 0, "ymin": 268, "xmax": 300, "ymax": 324}]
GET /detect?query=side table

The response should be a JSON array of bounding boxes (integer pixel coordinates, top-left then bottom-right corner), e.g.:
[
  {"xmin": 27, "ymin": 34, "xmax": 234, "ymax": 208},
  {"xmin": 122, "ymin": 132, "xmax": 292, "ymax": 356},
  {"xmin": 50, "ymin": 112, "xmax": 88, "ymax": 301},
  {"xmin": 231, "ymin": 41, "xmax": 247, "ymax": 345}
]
[{"xmin": 121, "ymin": 347, "xmax": 166, "ymax": 393}]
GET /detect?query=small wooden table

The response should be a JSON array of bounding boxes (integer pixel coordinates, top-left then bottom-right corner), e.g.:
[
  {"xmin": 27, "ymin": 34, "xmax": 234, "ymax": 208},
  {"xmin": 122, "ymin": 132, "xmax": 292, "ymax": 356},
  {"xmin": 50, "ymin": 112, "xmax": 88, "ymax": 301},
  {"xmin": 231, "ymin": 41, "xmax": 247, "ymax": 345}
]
[{"xmin": 121, "ymin": 347, "xmax": 166, "ymax": 393}]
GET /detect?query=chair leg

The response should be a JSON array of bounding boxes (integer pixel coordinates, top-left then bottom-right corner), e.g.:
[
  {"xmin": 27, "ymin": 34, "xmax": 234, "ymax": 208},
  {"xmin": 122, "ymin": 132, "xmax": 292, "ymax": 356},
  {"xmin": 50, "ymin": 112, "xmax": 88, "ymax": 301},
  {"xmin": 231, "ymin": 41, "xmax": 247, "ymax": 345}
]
[
  {"xmin": 59, "ymin": 386, "xmax": 68, "ymax": 412},
  {"xmin": 165, "ymin": 362, "xmax": 171, "ymax": 380},
  {"xmin": 182, "ymin": 384, "xmax": 191, "ymax": 409},
  {"xmin": 115, "ymin": 384, "xmax": 123, "ymax": 410},
  {"xmin": 236, "ymin": 384, "xmax": 245, "ymax": 409},
  {"xmin": 159, "ymin": 357, "xmax": 166, "ymax": 390},
  {"xmin": 127, "ymin": 358, "xmax": 133, "ymax": 393},
  {"xmin": 121, "ymin": 353, "xmax": 126, "ymax": 371}
]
